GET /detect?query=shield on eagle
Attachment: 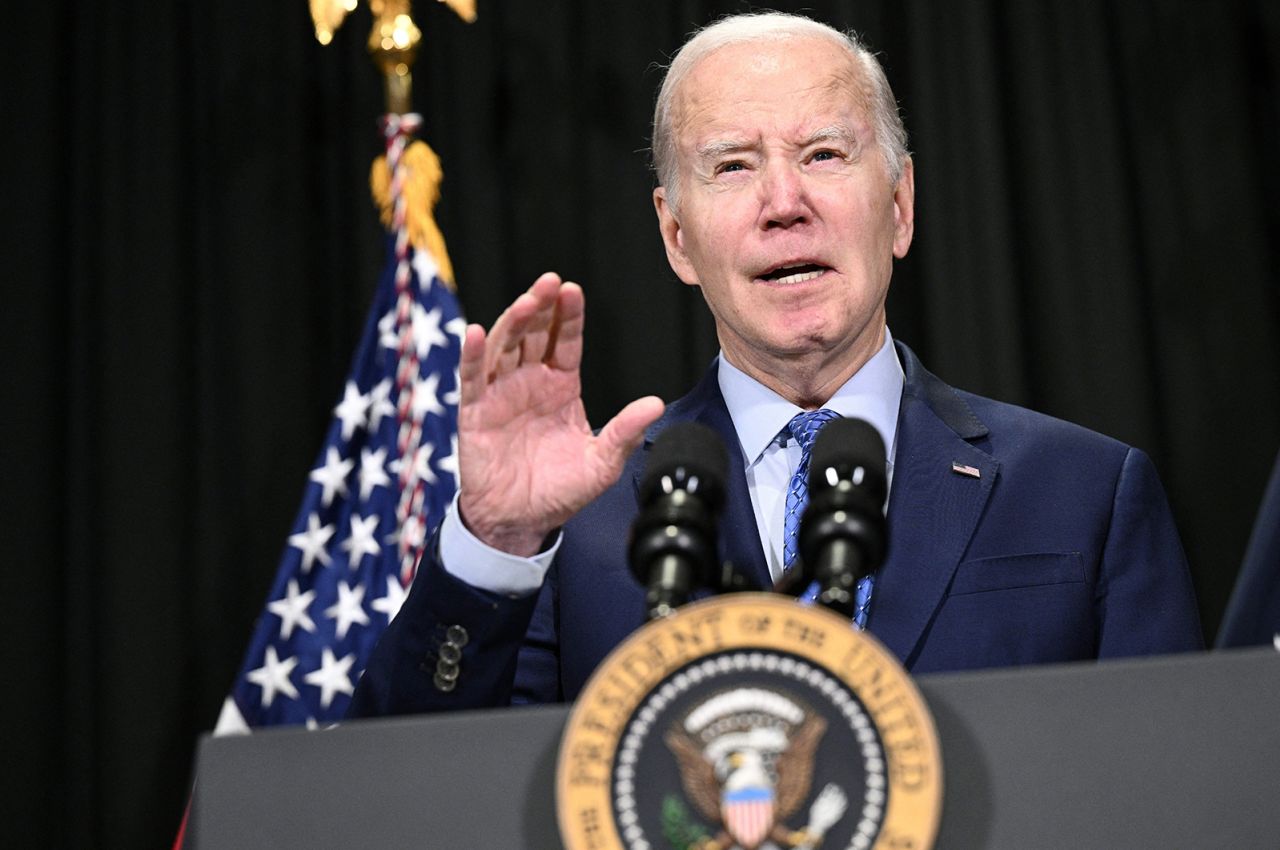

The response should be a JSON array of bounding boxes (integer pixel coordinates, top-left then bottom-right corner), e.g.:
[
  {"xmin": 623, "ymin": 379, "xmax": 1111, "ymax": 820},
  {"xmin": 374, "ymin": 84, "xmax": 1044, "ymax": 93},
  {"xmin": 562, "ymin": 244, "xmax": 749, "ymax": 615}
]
[{"xmin": 722, "ymin": 781, "xmax": 775, "ymax": 849}]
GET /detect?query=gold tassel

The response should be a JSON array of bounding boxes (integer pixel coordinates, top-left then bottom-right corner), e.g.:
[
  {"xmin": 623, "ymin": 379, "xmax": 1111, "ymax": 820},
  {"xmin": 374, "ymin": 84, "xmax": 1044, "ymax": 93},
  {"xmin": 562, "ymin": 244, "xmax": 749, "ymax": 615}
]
[{"xmin": 370, "ymin": 140, "xmax": 457, "ymax": 290}]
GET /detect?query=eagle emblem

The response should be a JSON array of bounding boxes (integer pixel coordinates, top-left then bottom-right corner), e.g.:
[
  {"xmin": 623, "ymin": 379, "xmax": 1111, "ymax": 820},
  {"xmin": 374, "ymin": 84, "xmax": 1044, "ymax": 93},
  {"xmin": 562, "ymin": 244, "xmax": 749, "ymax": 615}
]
[{"xmin": 664, "ymin": 688, "xmax": 848, "ymax": 850}]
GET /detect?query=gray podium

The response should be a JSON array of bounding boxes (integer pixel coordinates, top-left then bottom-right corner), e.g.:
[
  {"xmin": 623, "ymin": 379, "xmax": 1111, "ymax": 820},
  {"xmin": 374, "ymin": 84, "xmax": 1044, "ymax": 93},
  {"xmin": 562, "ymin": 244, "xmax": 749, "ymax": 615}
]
[{"xmin": 189, "ymin": 648, "xmax": 1280, "ymax": 849}]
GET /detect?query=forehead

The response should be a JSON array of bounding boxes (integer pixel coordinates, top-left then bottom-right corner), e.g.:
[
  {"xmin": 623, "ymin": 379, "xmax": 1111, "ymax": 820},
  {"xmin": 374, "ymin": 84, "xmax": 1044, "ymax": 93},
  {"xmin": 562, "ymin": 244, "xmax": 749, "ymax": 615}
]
[{"xmin": 672, "ymin": 36, "xmax": 872, "ymax": 147}]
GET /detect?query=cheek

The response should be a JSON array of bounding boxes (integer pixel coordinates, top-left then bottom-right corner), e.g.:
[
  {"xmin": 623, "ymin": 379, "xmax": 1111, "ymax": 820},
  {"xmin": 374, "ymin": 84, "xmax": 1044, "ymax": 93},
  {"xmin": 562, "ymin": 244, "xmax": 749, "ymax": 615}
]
[
  {"xmin": 851, "ymin": 204, "xmax": 900, "ymax": 262},
  {"xmin": 684, "ymin": 216, "xmax": 737, "ymax": 269}
]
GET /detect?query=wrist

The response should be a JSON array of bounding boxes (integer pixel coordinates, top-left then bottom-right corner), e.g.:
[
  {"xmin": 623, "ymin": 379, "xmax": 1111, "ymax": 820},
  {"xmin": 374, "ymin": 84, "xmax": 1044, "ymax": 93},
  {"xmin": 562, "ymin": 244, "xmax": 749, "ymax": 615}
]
[{"xmin": 457, "ymin": 498, "xmax": 553, "ymax": 558}]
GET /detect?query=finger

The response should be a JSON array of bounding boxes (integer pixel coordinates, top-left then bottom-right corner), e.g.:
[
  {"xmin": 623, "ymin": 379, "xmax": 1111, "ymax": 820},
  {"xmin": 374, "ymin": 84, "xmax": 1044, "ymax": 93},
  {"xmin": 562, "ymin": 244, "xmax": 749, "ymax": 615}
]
[
  {"xmin": 545, "ymin": 281, "xmax": 586, "ymax": 372},
  {"xmin": 458, "ymin": 323, "xmax": 489, "ymax": 406},
  {"xmin": 594, "ymin": 395, "xmax": 666, "ymax": 470},
  {"xmin": 487, "ymin": 295, "xmax": 534, "ymax": 379},
  {"xmin": 518, "ymin": 277, "xmax": 561, "ymax": 366},
  {"xmin": 485, "ymin": 272, "xmax": 561, "ymax": 379}
]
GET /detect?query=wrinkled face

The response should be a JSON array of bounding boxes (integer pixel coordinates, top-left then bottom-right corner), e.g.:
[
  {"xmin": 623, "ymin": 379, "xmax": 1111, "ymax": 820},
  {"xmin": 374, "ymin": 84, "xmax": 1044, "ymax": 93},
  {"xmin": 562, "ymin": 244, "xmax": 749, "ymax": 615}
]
[{"xmin": 654, "ymin": 37, "xmax": 914, "ymax": 379}]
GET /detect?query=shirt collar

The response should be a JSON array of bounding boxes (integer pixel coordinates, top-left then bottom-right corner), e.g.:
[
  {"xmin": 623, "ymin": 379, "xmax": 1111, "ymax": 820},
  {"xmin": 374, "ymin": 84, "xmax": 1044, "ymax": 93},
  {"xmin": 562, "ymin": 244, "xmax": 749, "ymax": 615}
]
[{"xmin": 717, "ymin": 328, "xmax": 904, "ymax": 466}]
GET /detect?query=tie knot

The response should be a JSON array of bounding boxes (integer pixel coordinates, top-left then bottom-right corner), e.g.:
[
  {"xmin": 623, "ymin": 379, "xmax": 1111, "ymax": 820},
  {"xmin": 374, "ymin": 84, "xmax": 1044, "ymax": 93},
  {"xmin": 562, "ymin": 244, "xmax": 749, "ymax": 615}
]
[{"xmin": 786, "ymin": 408, "xmax": 840, "ymax": 452}]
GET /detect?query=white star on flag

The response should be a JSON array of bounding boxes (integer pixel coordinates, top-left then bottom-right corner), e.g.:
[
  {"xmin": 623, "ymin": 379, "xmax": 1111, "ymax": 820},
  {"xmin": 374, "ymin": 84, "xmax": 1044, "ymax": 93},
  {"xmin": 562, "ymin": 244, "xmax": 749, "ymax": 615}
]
[
  {"xmin": 310, "ymin": 447, "xmax": 354, "ymax": 507},
  {"xmin": 287, "ymin": 513, "xmax": 335, "ymax": 573},
  {"xmin": 246, "ymin": 646, "xmax": 300, "ymax": 708},
  {"xmin": 357, "ymin": 447, "xmax": 392, "ymax": 501},
  {"xmin": 409, "ymin": 305, "xmax": 449, "ymax": 359},
  {"xmin": 379, "ymin": 303, "xmax": 449, "ymax": 360},
  {"xmin": 367, "ymin": 379, "xmax": 396, "ymax": 432},
  {"xmin": 267, "ymin": 579, "xmax": 317, "ymax": 639},
  {"xmin": 376, "ymin": 309, "xmax": 400, "ymax": 352},
  {"xmin": 371, "ymin": 576, "xmax": 410, "ymax": 623},
  {"xmin": 411, "ymin": 372, "xmax": 447, "ymax": 420},
  {"xmin": 304, "ymin": 648, "xmax": 356, "ymax": 710},
  {"xmin": 340, "ymin": 513, "xmax": 381, "ymax": 567},
  {"xmin": 333, "ymin": 381, "xmax": 369, "ymax": 441},
  {"xmin": 325, "ymin": 581, "xmax": 371, "ymax": 640},
  {"xmin": 390, "ymin": 442, "xmax": 438, "ymax": 486}
]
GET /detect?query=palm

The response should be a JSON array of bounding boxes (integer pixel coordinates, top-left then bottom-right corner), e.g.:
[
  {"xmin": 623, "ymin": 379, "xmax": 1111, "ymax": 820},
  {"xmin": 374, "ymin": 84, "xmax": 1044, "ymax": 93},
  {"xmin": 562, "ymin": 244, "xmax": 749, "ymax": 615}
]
[{"xmin": 456, "ymin": 274, "xmax": 663, "ymax": 555}]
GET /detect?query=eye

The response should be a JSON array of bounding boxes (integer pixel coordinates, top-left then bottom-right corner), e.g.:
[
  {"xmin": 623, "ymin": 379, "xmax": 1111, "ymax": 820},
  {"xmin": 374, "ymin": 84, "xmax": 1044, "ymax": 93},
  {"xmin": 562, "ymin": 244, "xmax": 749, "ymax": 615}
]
[
  {"xmin": 716, "ymin": 160, "xmax": 748, "ymax": 175},
  {"xmin": 810, "ymin": 149, "xmax": 842, "ymax": 163}
]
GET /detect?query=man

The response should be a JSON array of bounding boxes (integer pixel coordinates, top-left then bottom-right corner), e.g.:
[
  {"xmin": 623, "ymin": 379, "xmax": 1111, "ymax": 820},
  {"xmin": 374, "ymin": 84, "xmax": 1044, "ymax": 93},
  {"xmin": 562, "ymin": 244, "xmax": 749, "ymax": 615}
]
[{"xmin": 349, "ymin": 12, "xmax": 1201, "ymax": 717}]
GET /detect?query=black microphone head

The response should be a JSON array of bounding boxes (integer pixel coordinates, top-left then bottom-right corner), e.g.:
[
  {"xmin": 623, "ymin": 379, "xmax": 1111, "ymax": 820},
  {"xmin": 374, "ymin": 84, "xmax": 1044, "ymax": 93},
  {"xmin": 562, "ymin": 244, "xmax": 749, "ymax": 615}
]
[
  {"xmin": 808, "ymin": 416, "xmax": 887, "ymax": 504},
  {"xmin": 796, "ymin": 416, "xmax": 889, "ymax": 608},
  {"xmin": 638, "ymin": 421, "xmax": 728, "ymax": 508},
  {"xmin": 631, "ymin": 421, "xmax": 729, "ymax": 619}
]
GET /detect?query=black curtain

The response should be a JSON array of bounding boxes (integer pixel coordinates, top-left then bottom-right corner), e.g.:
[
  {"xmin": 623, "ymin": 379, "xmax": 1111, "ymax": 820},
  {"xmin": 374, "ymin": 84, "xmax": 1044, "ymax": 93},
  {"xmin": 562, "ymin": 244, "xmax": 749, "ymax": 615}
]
[{"xmin": 3, "ymin": 1, "xmax": 1277, "ymax": 846}]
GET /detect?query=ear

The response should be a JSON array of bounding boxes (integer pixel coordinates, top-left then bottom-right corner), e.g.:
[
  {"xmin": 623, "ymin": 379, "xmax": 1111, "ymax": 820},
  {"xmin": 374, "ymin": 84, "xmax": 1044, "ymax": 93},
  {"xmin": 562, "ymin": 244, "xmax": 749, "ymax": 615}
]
[
  {"xmin": 653, "ymin": 187, "xmax": 699, "ymax": 286},
  {"xmin": 891, "ymin": 157, "xmax": 915, "ymax": 259}
]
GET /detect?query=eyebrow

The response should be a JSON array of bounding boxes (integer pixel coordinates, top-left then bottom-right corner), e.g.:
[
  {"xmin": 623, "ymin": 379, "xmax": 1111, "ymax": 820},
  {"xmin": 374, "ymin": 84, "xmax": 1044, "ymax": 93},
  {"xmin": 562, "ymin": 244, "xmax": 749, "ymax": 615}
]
[
  {"xmin": 802, "ymin": 124, "xmax": 859, "ymax": 148},
  {"xmin": 693, "ymin": 124, "xmax": 860, "ymax": 163},
  {"xmin": 694, "ymin": 138, "xmax": 758, "ymax": 162}
]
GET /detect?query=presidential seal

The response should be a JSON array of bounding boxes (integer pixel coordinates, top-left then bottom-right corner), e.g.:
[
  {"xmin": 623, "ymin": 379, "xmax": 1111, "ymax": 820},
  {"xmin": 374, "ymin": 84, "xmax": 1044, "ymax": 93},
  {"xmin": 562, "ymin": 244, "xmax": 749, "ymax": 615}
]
[{"xmin": 557, "ymin": 594, "xmax": 942, "ymax": 850}]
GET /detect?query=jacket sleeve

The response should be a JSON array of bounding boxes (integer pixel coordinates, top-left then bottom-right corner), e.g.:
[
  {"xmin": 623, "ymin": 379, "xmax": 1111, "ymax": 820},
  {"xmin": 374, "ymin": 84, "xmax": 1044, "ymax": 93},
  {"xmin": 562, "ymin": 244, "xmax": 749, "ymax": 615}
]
[
  {"xmin": 346, "ymin": 526, "xmax": 553, "ymax": 718},
  {"xmin": 1095, "ymin": 447, "xmax": 1204, "ymax": 656}
]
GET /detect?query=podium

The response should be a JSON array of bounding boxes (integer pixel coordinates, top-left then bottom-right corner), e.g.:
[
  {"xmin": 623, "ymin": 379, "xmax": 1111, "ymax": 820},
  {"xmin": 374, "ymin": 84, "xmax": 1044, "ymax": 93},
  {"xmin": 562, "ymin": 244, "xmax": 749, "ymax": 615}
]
[{"xmin": 189, "ymin": 648, "xmax": 1280, "ymax": 848}]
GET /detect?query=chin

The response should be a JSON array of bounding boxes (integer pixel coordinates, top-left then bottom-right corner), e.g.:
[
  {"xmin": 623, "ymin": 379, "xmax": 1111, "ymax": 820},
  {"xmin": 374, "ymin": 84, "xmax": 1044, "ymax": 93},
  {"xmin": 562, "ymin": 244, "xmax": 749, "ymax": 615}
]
[{"xmin": 763, "ymin": 333, "xmax": 834, "ymax": 361}]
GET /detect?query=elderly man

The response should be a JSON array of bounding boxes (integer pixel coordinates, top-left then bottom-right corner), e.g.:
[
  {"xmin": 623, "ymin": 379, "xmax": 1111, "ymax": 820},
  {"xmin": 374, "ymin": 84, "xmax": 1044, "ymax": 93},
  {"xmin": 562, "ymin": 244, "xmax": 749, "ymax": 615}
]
[{"xmin": 349, "ymin": 12, "xmax": 1200, "ymax": 716}]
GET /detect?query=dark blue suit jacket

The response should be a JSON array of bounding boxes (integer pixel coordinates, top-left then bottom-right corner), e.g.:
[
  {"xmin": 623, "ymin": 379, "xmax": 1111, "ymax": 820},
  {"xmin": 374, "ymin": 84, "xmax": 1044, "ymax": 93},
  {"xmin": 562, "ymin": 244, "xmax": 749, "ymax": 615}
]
[{"xmin": 349, "ymin": 343, "xmax": 1202, "ymax": 717}]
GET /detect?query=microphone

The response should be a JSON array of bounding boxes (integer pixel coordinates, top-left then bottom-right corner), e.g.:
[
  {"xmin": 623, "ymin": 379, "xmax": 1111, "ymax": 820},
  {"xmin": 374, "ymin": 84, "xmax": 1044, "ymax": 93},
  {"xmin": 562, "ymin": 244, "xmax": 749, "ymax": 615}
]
[
  {"xmin": 629, "ymin": 422, "xmax": 728, "ymax": 621},
  {"xmin": 795, "ymin": 417, "xmax": 888, "ymax": 618}
]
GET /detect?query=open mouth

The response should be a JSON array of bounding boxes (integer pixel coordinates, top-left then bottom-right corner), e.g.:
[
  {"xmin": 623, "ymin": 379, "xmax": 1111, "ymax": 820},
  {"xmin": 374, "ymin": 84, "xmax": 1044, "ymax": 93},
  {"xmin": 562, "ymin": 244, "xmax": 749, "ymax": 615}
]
[{"xmin": 758, "ymin": 263, "xmax": 830, "ymax": 285}]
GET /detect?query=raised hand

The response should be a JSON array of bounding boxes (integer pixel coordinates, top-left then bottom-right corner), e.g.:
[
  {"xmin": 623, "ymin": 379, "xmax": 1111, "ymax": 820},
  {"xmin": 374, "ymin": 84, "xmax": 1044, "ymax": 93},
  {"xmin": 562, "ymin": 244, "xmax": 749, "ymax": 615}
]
[{"xmin": 456, "ymin": 272, "xmax": 665, "ymax": 556}]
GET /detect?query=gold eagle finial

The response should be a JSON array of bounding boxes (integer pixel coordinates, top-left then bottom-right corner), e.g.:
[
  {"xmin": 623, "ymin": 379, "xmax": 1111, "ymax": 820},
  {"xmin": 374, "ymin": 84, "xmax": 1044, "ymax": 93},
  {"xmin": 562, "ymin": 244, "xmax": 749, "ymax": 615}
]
[
  {"xmin": 308, "ymin": 0, "xmax": 476, "ymax": 115},
  {"xmin": 310, "ymin": 0, "xmax": 475, "ymax": 46}
]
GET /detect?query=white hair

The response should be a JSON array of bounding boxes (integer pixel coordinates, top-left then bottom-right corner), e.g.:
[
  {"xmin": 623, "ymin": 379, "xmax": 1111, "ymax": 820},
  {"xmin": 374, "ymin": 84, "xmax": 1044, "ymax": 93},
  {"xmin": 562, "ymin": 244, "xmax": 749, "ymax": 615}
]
[{"xmin": 651, "ymin": 12, "xmax": 910, "ymax": 211}]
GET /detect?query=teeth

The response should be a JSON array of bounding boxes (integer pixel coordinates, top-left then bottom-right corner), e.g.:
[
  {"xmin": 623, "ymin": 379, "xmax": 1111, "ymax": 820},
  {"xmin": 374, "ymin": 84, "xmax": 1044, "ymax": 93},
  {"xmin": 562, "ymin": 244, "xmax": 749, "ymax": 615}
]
[{"xmin": 772, "ymin": 269, "xmax": 824, "ymax": 285}]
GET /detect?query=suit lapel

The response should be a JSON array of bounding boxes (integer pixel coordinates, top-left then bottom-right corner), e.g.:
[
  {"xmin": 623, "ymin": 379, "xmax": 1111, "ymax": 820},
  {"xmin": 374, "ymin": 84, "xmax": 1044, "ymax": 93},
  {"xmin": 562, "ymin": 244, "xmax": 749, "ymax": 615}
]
[
  {"xmin": 871, "ymin": 344, "xmax": 999, "ymax": 666},
  {"xmin": 635, "ymin": 362, "xmax": 772, "ymax": 590}
]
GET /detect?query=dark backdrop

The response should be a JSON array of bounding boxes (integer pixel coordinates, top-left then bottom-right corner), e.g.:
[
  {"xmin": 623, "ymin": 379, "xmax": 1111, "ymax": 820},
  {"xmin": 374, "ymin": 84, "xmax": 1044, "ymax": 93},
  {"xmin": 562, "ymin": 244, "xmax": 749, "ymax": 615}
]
[{"xmin": 3, "ymin": 1, "xmax": 1277, "ymax": 846}]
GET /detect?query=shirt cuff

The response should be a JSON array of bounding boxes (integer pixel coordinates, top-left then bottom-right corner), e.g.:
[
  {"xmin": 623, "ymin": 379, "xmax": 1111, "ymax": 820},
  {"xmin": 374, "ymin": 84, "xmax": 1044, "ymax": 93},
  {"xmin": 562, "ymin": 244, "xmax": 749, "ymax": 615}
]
[{"xmin": 438, "ymin": 493, "xmax": 562, "ymax": 596}]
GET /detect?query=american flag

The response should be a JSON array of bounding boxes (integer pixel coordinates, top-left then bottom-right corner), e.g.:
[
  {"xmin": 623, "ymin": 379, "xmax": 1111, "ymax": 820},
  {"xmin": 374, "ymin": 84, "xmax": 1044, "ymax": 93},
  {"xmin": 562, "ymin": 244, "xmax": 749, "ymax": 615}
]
[{"xmin": 215, "ymin": 233, "xmax": 463, "ymax": 731}]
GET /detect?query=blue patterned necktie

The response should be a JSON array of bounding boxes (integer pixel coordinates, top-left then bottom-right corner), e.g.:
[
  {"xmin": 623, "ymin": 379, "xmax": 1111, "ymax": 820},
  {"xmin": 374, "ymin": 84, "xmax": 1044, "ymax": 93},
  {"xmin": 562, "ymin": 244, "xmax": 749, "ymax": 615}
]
[{"xmin": 781, "ymin": 409, "xmax": 876, "ymax": 629}]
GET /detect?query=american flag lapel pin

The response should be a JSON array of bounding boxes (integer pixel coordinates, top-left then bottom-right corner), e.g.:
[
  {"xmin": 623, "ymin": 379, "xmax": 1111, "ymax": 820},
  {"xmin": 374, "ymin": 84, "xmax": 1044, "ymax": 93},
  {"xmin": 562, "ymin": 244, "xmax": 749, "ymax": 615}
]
[{"xmin": 951, "ymin": 461, "xmax": 981, "ymax": 479}]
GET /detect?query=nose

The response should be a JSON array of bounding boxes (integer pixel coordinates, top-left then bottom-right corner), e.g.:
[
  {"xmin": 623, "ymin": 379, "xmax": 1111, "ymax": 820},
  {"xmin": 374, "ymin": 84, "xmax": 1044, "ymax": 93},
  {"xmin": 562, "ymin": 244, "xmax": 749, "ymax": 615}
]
[{"xmin": 759, "ymin": 162, "xmax": 811, "ymax": 229}]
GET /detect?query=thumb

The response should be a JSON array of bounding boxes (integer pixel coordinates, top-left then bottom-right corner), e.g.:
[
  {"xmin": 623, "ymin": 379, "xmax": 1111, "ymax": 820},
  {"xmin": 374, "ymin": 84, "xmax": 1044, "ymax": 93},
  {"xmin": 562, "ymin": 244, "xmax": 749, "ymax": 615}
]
[{"xmin": 594, "ymin": 396, "xmax": 665, "ymax": 469}]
